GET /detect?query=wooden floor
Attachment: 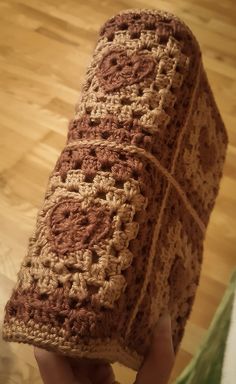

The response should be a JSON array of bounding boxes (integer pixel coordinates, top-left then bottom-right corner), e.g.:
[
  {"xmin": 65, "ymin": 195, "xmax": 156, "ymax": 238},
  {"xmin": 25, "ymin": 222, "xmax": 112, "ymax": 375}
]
[{"xmin": 0, "ymin": 0, "xmax": 235, "ymax": 383}]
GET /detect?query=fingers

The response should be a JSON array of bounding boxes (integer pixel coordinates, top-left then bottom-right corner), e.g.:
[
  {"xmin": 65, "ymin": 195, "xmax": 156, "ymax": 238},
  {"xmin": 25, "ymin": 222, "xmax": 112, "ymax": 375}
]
[
  {"xmin": 91, "ymin": 363, "xmax": 116, "ymax": 384},
  {"xmin": 134, "ymin": 314, "xmax": 175, "ymax": 384},
  {"xmin": 70, "ymin": 358, "xmax": 115, "ymax": 384},
  {"xmin": 35, "ymin": 347, "xmax": 115, "ymax": 384},
  {"xmin": 34, "ymin": 347, "xmax": 78, "ymax": 384}
]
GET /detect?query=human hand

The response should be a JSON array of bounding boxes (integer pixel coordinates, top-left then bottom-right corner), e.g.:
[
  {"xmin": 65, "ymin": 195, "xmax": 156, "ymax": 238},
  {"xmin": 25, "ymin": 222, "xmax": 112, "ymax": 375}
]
[{"xmin": 35, "ymin": 313, "xmax": 175, "ymax": 384}]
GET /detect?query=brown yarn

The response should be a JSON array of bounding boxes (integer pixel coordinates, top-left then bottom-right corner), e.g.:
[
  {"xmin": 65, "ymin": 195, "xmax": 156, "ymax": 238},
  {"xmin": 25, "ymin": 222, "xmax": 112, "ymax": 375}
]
[
  {"xmin": 2, "ymin": 8, "xmax": 227, "ymax": 371},
  {"xmin": 48, "ymin": 199, "xmax": 114, "ymax": 254},
  {"xmin": 97, "ymin": 49, "xmax": 156, "ymax": 92}
]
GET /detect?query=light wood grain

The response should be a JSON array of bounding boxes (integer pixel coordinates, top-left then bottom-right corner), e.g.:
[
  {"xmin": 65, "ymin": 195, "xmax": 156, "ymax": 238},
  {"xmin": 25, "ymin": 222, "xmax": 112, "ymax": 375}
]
[{"xmin": 0, "ymin": 1, "xmax": 235, "ymax": 383}]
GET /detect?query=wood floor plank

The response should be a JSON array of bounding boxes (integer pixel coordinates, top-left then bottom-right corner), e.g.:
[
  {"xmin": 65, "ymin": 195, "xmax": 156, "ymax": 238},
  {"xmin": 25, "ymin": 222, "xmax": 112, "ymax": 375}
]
[{"xmin": 0, "ymin": 1, "xmax": 235, "ymax": 383}]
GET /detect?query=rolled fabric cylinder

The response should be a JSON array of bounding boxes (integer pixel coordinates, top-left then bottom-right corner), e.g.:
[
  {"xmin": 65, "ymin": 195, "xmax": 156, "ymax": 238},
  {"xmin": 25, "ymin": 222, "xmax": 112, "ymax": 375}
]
[{"xmin": 2, "ymin": 9, "xmax": 228, "ymax": 370}]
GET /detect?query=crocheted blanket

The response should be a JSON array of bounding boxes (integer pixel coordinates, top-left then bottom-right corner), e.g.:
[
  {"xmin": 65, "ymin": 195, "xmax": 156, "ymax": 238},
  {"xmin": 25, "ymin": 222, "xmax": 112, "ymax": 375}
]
[{"xmin": 2, "ymin": 9, "xmax": 228, "ymax": 370}]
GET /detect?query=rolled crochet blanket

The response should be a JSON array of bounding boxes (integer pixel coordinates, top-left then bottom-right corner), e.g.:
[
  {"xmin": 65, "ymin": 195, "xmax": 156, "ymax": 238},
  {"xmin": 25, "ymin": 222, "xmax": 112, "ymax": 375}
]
[{"xmin": 2, "ymin": 9, "xmax": 227, "ymax": 370}]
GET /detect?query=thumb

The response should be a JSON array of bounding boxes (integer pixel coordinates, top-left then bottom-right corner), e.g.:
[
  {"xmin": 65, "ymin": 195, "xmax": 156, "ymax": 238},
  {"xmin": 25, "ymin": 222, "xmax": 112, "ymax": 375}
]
[{"xmin": 134, "ymin": 314, "xmax": 175, "ymax": 384}]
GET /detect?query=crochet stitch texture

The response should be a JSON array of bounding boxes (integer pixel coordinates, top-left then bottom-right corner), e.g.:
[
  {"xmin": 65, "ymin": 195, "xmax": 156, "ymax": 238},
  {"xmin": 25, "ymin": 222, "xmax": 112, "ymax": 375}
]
[{"xmin": 2, "ymin": 9, "xmax": 228, "ymax": 370}]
